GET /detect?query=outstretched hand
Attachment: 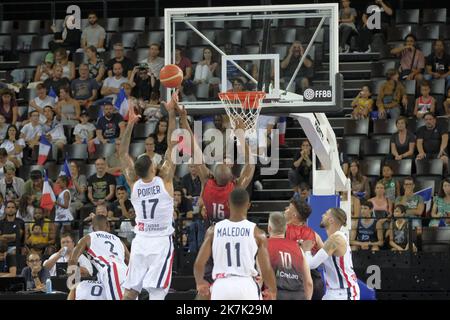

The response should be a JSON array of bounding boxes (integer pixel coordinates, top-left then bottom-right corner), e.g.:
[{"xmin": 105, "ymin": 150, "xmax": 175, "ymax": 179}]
[
  {"xmin": 162, "ymin": 89, "xmax": 180, "ymax": 113},
  {"xmin": 128, "ymin": 100, "xmax": 141, "ymax": 124}
]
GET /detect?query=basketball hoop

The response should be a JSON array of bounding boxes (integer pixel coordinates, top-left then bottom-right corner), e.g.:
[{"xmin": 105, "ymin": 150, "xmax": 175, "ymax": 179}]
[{"xmin": 218, "ymin": 91, "xmax": 266, "ymax": 133}]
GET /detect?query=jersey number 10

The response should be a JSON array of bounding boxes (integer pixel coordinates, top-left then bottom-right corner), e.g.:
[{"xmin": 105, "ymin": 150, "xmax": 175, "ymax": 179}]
[{"xmin": 141, "ymin": 199, "xmax": 159, "ymax": 219}]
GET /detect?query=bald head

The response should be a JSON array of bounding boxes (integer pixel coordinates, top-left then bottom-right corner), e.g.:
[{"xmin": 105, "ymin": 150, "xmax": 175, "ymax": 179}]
[
  {"xmin": 214, "ymin": 164, "xmax": 232, "ymax": 186},
  {"xmin": 268, "ymin": 212, "xmax": 286, "ymax": 236},
  {"xmin": 92, "ymin": 214, "xmax": 110, "ymax": 232}
]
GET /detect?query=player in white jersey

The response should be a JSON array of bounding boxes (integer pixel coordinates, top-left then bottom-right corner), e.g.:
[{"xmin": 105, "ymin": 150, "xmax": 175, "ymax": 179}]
[
  {"xmin": 119, "ymin": 92, "xmax": 178, "ymax": 300},
  {"xmin": 194, "ymin": 188, "xmax": 277, "ymax": 300},
  {"xmin": 67, "ymin": 280, "xmax": 106, "ymax": 300},
  {"xmin": 68, "ymin": 215, "xmax": 130, "ymax": 300},
  {"xmin": 300, "ymin": 208, "xmax": 360, "ymax": 300}
]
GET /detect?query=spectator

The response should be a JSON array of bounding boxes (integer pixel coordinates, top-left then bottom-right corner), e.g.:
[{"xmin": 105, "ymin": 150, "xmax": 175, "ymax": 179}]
[
  {"xmin": 395, "ymin": 176, "xmax": 424, "ymax": 231},
  {"xmin": 86, "ymin": 46, "xmax": 106, "ymax": 85},
  {"xmin": 391, "ymin": 34, "xmax": 425, "ymax": 81},
  {"xmin": 108, "ymin": 185, "xmax": 132, "ymax": 219},
  {"xmin": 0, "ymin": 240, "xmax": 16, "ymax": 276},
  {"xmin": 281, "ymin": 41, "xmax": 314, "ymax": 94},
  {"xmin": 181, "ymin": 164, "xmax": 202, "ymax": 200},
  {"xmin": 55, "ymin": 175, "xmax": 73, "ymax": 224},
  {"xmin": 43, "ymin": 64, "xmax": 70, "ymax": 95},
  {"xmin": 68, "ymin": 161, "xmax": 87, "ymax": 217},
  {"xmin": 55, "ymin": 86, "xmax": 81, "ymax": 125},
  {"xmin": 369, "ymin": 181, "xmax": 392, "ymax": 229},
  {"xmin": 20, "ymin": 253, "xmax": 50, "ymax": 291},
  {"xmin": 26, "ymin": 207, "xmax": 56, "ymax": 253},
  {"xmin": 0, "ymin": 201, "xmax": 24, "ymax": 253},
  {"xmin": 288, "ymin": 140, "xmax": 312, "ymax": 189},
  {"xmin": 0, "ymin": 193, "xmax": 5, "ymax": 219},
  {"xmin": 33, "ymin": 52, "xmax": 54, "ymax": 82},
  {"xmin": 376, "ymin": 69, "xmax": 408, "ymax": 120},
  {"xmin": 87, "ymin": 158, "xmax": 116, "ymax": 208},
  {"xmin": 23, "ymin": 169, "xmax": 45, "ymax": 208},
  {"xmin": 0, "ymin": 125, "xmax": 25, "ymax": 168},
  {"xmin": 416, "ymin": 112, "xmax": 449, "ymax": 171},
  {"xmin": 174, "ymin": 188, "xmax": 194, "ymax": 220},
  {"xmin": 175, "ymin": 47, "xmax": 193, "ymax": 82},
  {"xmin": 80, "ymin": 12, "xmax": 106, "ymax": 52},
  {"xmin": 20, "ymin": 111, "xmax": 43, "ymax": 161},
  {"xmin": 348, "ymin": 160, "xmax": 371, "ymax": 199},
  {"xmin": 414, "ymin": 81, "xmax": 436, "ymax": 118},
  {"xmin": 390, "ymin": 116, "xmax": 416, "ymax": 160},
  {"xmin": 0, "ymin": 115, "xmax": 7, "ymax": 140},
  {"xmin": 0, "ymin": 164, "xmax": 25, "ymax": 203},
  {"xmin": 387, "ymin": 204, "xmax": 416, "ymax": 252},
  {"xmin": 424, "ymin": 39, "xmax": 450, "ymax": 84},
  {"xmin": 0, "ymin": 89, "xmax": 18, "ymax": 125},
  {"xmin": 41, "ymin": 106, "xmax": 67, "ymax": 160},
  {"xmin": 140, "ymin": 43, "xmax": 164, "ymax": 81},
  {"xmin": 54, "ymin": 47, "xmax": 76, "ymax": 81},
  {"xmin": 0, "ymin": 148, "xmax": 14, "ymax": 180},
  {"xmin": 193, "ymin": 47, "xmax": 220, "ymax": 98},
  {"xmin": 143, "ymin": 136, "xmax": 162, "ymax": 166},
  {"xmin": 351, "ymin": 85, "xmax": 373, "ymax": 119},
  {"xmin": 338, "ymin": 0, "xmax": 358, "ymax": 53},
  {"xmin": 106, "ymin": 139, "xmax": 122, "ymax": 176},
  {"xmin": 100, "ymin": 63, "xmax": 129, "ymax": 103},
  {"xmin": 95, "ymin": 102, "xmax": 125, "ymax": 144},
  {"xmin": 106, "ymin": 43, "xmax": 134, "ymax": 78},
  {"xmin": 48, "ymin": 15, "xmax": 81, "ymax": 56},
  {"xmin": 43, "ymin": 232, "xmax": 92, "ymax": 277},
  {"xmin": 71, "ymin": 63, "xmax": 99, "ymax": 109},
  {"xmin": 73, "ymin": 110, "xmax": 96, "ymax": 144},
  {"xmin": 26, "ymin": 225, "xmax": 48, "ymax": 256},
  {"xmin": 129, "ymin": 63, "xmax": 159, "ymax": 101},
  {"xmin": 28, "ymin": 83, "xmax": 55, "ymax": 124},
  {"xmin": 16, "ymin": 194, "xmax": 34, "ymax": 222},
  {"xmin": 379, "ymin": 164, "xmax": 400, "ymax": 203},
  {"xmin": 150, "ymin": 117, "xmax": 168, "ymax": 156},
  {"xmin": 429, "ymin": 177, "xmax": 450, "ymax": 227},
  {"xmin": 356, "ymin": 0, "xmax": 393, "ymax": 53},
  {"xmin": 445, "ymin": 87, "xmax": 450, "ymax": 116},
  {"xmin": 293, "ymin": 182, "xmax": 311, "ymax": 202},
  {"xmin": 350, "ymin": 201, "xmax": 384, "ymax": 251}
]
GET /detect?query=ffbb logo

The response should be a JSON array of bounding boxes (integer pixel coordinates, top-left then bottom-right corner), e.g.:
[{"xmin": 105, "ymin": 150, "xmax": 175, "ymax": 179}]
[{"xmin": 303, "ymin": 87, "xmax": 333, "ymax": 102}]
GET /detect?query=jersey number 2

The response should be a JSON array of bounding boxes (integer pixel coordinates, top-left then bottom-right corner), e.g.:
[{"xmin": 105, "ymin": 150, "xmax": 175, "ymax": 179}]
[
  {"xmin": 141, "ymin": 199, "xmax": 159, "ymax": 219},
  {"xmin": 225, "ymin": 242, "xmax": 241, "ymax": 267}
]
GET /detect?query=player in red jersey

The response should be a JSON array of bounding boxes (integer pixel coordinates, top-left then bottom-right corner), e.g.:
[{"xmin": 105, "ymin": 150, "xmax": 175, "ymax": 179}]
[
  {"xmin": 284, "ymin": 198, "xmax": 325, "ymax": 300},
  {"xmin": 267, "ymin": 212, "xmax": 313, "ymax": 300}
]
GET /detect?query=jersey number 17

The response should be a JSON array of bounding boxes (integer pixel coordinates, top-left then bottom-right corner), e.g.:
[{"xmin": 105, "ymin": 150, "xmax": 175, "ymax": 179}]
[{"xmin": 141, "ymin": 199, "xmax": 159, "ymax": 219}]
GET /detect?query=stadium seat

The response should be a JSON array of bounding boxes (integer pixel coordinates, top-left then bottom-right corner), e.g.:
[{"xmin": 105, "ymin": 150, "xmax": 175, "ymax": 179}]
[
  {"xmin": 121, "ymin": 17, "xmax": 146, "ymax": 32},
  {"xmin": 15, "ymin": 35, "xmax": 35, "ymax": 52},
  {"xmin": 129, "ymin": 142, "xmax": 145, "ymax": 158},
  {"xmin": 21, "ymin": 88, "xmax": 38, "ymax": 103},
  {"xmin": 341, "ymin": 137, "xmax": 361, "ymax": 159},
  {"xmin": 216, "ymin": 30, "xmax": 242, "ymax": 47},
  {"xmin": 109, "ymin": 32, "xmax": 140, "ymax": 49},
  {"xmin": 371, "ymin": 79, "xmax": 386, "ymax": 97},
  {"xmin": 416, "ymin": 25, "xmax": 440, "ymax": 41},
  {"xmin": 244, "ymin": 45, "xmax": 261, "ymax": 55},
  {"xmin": 422, "ymin": 227, "xmax": 450, "ymax": 253},
  {"xmin": 361, "ymin": 138, "xmax": 390, "ymax": 157},
  {"xmin": 415, "ymin": 159, "xmax": 444, "ymax": 176},
  {"xmin": 46, "ymin": 164, "xmax": 62, "ymax": 181},
  {"xmin": 343, "ymin": 118, "xmax": 369, "ymax": 137},
  {"xmin": 370, "ymin": 60, "xmax": 396, "ymax": 79},
  {"xmin": 31, "ymin": 146, "xmax": 56, "ymax": 163},
  {"xmin": 279, "ymin": 18, "xmax": 306, "ymax": 28},
  {"xmin": 395, "ymin": 9, "xmax": 420, "ymax": 25},
  {"xmin": 80, "ymin": 163, "xmax": 97, "ymax": 178},
  {"xmin": 415, "ymin": 178, "xmax": 437, "ymax": 195},
  {"xmin": 386, "ymin": 26, "xmax": 414, "ymax": 42},
  {"xmin": 17, "ymin": 20, "xmax": 42, "ymax": 34},
  {"xmin": 18, "ymin": 164, "xmax": 44, "ymax": 180},
  {"xmin": 385, "ymin": 159, "xmax": 413, "ymax": 177},
  {"xmin": 147, "ymin": 17, "xmax": 164, "ymax": 31},
  {"xmin": 88, "ymin": 143, "xmax": 116, "ymax": 163},
  {"xmin": 225, "ymin": 20, "xmax": 251, "ymax": 29},
  {"xmin": 175, "ymin": 31, "xmax": 189, "ymax": 47},
  {"xmin": 31, "ymin": 34, "xmax": 54, "ymax": 51},
  {"xmin": 137, "ymin": 31, "xmax": 164, "ymax": 48},
  {"xmin": 63, "ymin": 144, "xmax": 88, "ymax": 162},
  {"xmin": 201, "ymin": 21, "xmax": 225, "ymax": 30},
  {"xmin": 0, "ymin": 35, "xmax": 12, "ymax": 52},
  {"xmin": 431, "ymin": 78, "xmax": 446, "ymax": 95},
  {"xmin": 422, "ymin": 8, "xmax": 447, "ymax": 24},
  {"xmin": 134, "ymin": 48, "xmax": 149, "ymax": 62},
  {"xmin": 188, "ymin": 30, "xmax": 216, "ymax": 46},
  {"xmin": 242, "ymin": 30, "xmax": 263, "ymax": 46},
  {"xmin": 0, "ymin": 21, "xmax": 13, "ymax": 35},
  {"xmin": 372, "ymin": 119, "xmax": 397, "ymax": 137},
  {"xmin": 104, "ymin": 18, "xmax": 120, "ymax": 32},
  {"xmin": 272, "ymin": 45, "xmax": 288, "ymax": 61},
  {"xmin": 18, "ymin": 51, "xmax": 46, "ymax": 68},
  {"xmin": 360, "ymin": 159, "xmax": 381, "ymax": 178},
  {"xmin": 404, "ymin": 80, "xmax": 416, "ymax": 96},
  {"xmin": 417, "ymin": 41, "xmax": 432, "ymax": 57},
  {"xmin": 187, "ymin": 47, "xmax": 207, "ymax": 64},
  {"xmin": 133, "ymin": 122, "xmax": 157, "ymax": 140},
  {"xmin": 271, "ymin": 28, "xmax": 297, "ymax": 44},
  {"xmin": 175, "ymin": 163, "xmax": 189, "ymax": 178}
]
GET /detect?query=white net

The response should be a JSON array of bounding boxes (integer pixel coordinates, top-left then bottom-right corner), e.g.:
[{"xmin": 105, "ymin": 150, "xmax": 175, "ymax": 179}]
[{"xmin": 219, "ymin": 91, "xmax": 266, "ymax": 134}]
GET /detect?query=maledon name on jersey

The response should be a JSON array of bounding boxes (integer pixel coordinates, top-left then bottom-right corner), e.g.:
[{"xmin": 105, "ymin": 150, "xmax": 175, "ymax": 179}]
[{"xmin": 215, "ymin": 226, "xmax": 252, "ymax": 237}]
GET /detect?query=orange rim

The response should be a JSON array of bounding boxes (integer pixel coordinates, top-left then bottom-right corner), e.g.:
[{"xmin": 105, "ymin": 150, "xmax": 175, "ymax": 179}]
[{"xmin": 218, "ymin": 91, "xmax": 266, "ymax": 109}]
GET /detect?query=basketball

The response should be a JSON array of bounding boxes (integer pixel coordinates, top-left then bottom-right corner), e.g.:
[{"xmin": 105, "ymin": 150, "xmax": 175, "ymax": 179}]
[{"xmin": 160, "ymin": 64, "xmax": 183, "ymax": 88}]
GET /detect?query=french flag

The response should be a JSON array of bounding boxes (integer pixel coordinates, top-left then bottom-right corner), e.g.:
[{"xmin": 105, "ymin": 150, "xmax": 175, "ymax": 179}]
[
  {"xmin": 415, "ymin": 187, "xmax": 433, "ymax": 215},
  {"xmin": 48, "ymin": 86, "xmax": 58, "ymax": 102},
  {"xmin": 115, "ymin": 87, "xmax": 128, "ymax": 121},
  {"xmin": 40, "ymin": 171, "xmax": 56, "ymax": 211},
  {"xmin": 37, "ymin": 135, "xmax": 52, "ymax": 165},
  {"xmin": 59, "ymin": 156, "xmax": 72, "ymax": 187}
]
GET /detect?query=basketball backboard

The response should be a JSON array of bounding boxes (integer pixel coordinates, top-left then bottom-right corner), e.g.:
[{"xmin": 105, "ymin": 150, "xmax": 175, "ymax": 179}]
[{"xmin": 164, "ymin": 3, "xmax": 342, "ymax": 115}]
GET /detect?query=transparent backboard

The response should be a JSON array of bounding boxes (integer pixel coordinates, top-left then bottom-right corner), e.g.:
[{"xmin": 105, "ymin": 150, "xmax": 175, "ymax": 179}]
[{"xmin": 164, "ymin": 3, "xmax": 342, "ymax": 115}]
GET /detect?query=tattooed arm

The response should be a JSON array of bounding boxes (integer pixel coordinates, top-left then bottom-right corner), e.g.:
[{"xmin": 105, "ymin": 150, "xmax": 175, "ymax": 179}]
[{"xmin": 300, "ymin": 233, "xmax": 347, "ymax": 269}]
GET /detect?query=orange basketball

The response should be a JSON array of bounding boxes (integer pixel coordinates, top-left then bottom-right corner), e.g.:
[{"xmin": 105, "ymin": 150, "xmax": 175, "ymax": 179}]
[{"xmin": 160, "ymin": 64, "xmax": 183, "ymax": 88}]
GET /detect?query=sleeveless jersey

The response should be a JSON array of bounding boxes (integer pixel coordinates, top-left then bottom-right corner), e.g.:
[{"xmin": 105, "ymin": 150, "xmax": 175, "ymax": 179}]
[
  {"xmin": 202, "ymin": 179, "xmax": 235, "ymax": 225},
  {"xmin": 86, "ymin": 231, "xmax": 126, "ymax": 272},
  {"xmin": 356, "ymin": 218, "xmax": 378, "ymax": 242},
  {"xmin": 285, "ymin": 223, "xmax": 319, "ymax": 254},
  {"xmin": 212, "ymin": 219, "xmax": 258, "ymax": 279},
  {"xmin": 322, "ymin": 231, "xmax": 358, "ymax": 292},
  {"xmin": 268, "ymin": 238, "xmax": 304, "ymax": 293},
  {"xmin": 55, "ymin": 189, "xmax": 73, "ymax": 222},
  {"xmin": 417, "ymin": 96, "xmax": 433, "ymax": 114},
  {"xmin": 130, "ymin": 176, "xmax": 174, "ymax": 237},
  {"xmin": 393, "ymin": 220, "xmax": 409, "ymax": 249}
]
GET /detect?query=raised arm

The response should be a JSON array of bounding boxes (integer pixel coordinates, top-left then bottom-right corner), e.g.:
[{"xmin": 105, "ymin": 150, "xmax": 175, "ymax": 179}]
[
  {"xmin": 119, "ymin": 101, "xmax": 140, "ymax": 189},
  {"xmin": 301, "ymin": 233, "xmax": 347, "ymax": 269},
  {"xmin": 235, "ymin": 122, "xmax": 255, "ymax": 189},
  {"xmin": 193, "ymin": 226, "xmax": 214, "ymax": 297}
]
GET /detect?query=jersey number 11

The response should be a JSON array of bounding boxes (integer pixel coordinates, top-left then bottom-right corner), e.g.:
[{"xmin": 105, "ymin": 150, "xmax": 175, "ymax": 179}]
[{"xmin": 225, "ymin": 242, "xmax": 241, "ymax": 267}]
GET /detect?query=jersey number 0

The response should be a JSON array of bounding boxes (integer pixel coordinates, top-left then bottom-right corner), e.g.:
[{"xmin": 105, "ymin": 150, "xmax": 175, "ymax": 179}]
[{"xmin": 141, "ymin": 199, "xmax": 159, "ymax": 219}]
